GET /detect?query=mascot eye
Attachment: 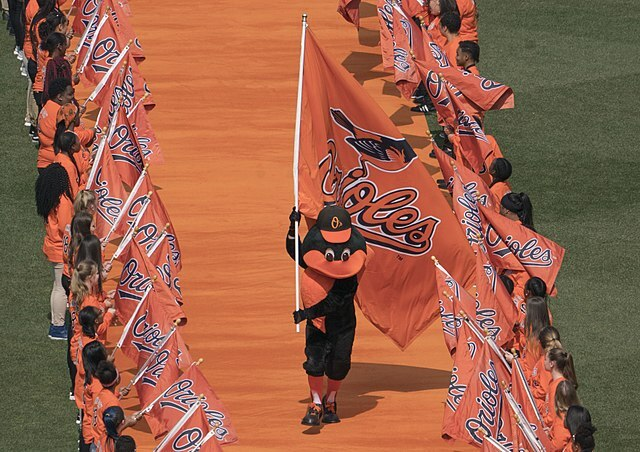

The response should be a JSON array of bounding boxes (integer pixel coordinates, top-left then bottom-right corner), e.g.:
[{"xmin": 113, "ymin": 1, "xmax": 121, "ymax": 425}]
[
  {"xmin": 341, "ymin": 248, "xmax": 351, "ymax": 261},
  {"xmin": 324, "ymin": 248, "xmax": 335, "ymax": 262}
]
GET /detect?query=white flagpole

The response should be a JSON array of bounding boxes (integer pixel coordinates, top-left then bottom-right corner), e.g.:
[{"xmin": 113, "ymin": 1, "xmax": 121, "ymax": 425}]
[
  {"xmin": 139, "ymin": 359, "xmax": 203, "ymax": 416},
  {"xmin": 194, "ymin": 429, "xmax": 217, "ymax": 451},
  {"xmin": 127, "ymin": 92, "xmax": 150, "ymax": 118},
  {"xmin": 109, "ymin": 284, "xmax": 153, "ymax": 360},
  {"xmin": 108, "ymin": 193, "xmax": 152, "ymax": 264},
  {"xmin": 125, "ymin": 324, "xmax": 177, "ymax": 392},
  {"xmin": 76, "ymin": 12, "xmax": 108, "ymax": 74},
  {"xmin": 146, "ymin": 226, "xmax": 168, "ymax": 258},
  {"xmin": 481, "ymin": 433, "xmax": 510, "ymax": 452},
  {"xmin": 292, "ymin": 13, "xmax": 307, "ymax": 334},
  {"xmin": 85, "ymin": 99, "xmax": 121, "ymax": 190},
  {"xmin": 486, "ymin": 337, "xmax": 512, "ymax": 373},
  {"xmin": 83, "ymin": 41, "xmax": 132, "ymax": 107},
  {"xmin": 155, "ymin": 398, "xmax": 203, "ymax": 452},
  {"xmin": 74, "ymin": 5, "xmax": 102, "ymax": 55},
  {"xmin": 102, "ymin": 164, "xmax": 149, "ymax": 246},
  {"xmin": 513, "ymin": 358, "xmax": 546, "ymax": 427},
  {"xmin": 503, "ymin": 386, "xmax": 545, "ymax": 452}
]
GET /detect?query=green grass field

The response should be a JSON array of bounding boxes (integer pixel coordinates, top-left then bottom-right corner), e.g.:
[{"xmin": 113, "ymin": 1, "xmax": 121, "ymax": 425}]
[{"xmin": 1, "ymin": 1, "xmax": 638, "ymax": 449}]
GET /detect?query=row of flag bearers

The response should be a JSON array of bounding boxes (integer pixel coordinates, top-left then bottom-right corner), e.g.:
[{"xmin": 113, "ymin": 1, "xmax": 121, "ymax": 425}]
[
  {"xmin": 289, "ymin": 0, "xmax": 597, "ymax": 449},
  {"xmin": 27, "ymin": 0, "xmax": 238, "ymax": 449}
]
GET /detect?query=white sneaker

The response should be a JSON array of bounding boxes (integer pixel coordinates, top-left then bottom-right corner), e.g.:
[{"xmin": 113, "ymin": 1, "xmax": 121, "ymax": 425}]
[
  {"xmin": 13, "ymin": 46, "xmax": 19, "ymax": 55},
  {"xmin": 16, "ymin": 50, "xmax": 24, "ymax": 61},
  {"xmin": 69, "ymin": 391, "xmax": 75, "ymax": 401},
  {"xmin": 24, "ymin": 120, "xmax": 31, "ymax": 127}
]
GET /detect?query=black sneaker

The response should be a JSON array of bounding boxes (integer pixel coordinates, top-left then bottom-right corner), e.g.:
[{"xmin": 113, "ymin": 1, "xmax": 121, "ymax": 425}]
[
  {"xmin": 410, "ymin": 104, "xmax": 435, "ymax": 114},
  {"xmin": 322, "ymin": 397, "xmax": 340, "ymax": 424},
  {"xmin": 301, "ymin": 403, "xmax": 322, "ymax": 426}
]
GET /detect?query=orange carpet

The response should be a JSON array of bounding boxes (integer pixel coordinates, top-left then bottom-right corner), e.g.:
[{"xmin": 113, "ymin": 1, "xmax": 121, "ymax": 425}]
[{"xmin": 87, "ymin": 1, "xmax": 473, "ymax": 449}]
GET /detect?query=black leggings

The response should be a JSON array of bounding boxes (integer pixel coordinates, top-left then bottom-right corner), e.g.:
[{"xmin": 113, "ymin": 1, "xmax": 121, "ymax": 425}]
[
  {"xmin": 8, "ymin": 0, "xmax": 24, "ymax": 50},
  {"xmin": 303, "ymin": 323, "xmax": 356, "ymax": 381}
]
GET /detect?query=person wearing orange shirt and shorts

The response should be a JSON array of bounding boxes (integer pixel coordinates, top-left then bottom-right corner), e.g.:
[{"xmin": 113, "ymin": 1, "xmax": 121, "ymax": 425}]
[{"xmin": 36, "ymin": 162, "xmax": 74, "ymax": 339}]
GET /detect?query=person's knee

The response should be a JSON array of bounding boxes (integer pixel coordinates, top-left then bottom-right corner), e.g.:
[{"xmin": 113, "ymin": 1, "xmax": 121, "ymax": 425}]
[
  {"xmin": 325, "ymin": 358, "xmax": 351, "ymax": 381},
  {"xmin": 303, "ymin": 357, "xmax": 325, "ymax": 377}
]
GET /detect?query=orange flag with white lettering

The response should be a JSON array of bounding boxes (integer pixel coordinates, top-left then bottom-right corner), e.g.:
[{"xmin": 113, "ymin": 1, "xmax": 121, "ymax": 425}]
[
  {"xmin": 478, "ymin": 203, "xmax": 565, "ymax": 289},
  {"xmin": 296, "ymin": 28, "xmax": 475, "ymax": 349}
]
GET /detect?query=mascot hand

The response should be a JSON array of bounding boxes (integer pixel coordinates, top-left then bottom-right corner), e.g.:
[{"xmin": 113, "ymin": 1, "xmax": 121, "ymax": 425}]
[
  {"xmin": 289, "ymin": 207, "xmax": 301, "ymax": 228},
  {"xmin": 293, "ymin": 309, "xmax": 308, "ymax": 324}
]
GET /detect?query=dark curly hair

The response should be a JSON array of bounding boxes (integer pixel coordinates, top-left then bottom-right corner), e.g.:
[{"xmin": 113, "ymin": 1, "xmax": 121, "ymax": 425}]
[{"xmin": 35, "ymin": 163, "xmax": 72, "ymax": 221}]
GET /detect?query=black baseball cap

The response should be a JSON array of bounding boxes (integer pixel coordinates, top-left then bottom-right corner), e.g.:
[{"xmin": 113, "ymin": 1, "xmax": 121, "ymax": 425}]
[{"xmin": 316, "ymin": 205, "xmax": 352, "ymax": 244}]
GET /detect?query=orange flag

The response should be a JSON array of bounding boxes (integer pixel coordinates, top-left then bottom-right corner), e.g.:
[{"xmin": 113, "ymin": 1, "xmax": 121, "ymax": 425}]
[
  {"xmin": 510, "ymin": 358, "xmax": 554, "ymax": 451},
  {"xmin": 156, "ymin": 403, "xmax": 223, "ymax": 451},
  {"xmin": 479, "ymin": 203, "xmax": 565, "ymax": 289},
  {"xmin": 474, "ymin": 244, "xmax": 518, "ymax": 347},
  {"xmin": 452, "ymin": 163, "xmax": 495, "ymax": 248},
  {"xmin": 416, "ymin": 34, "xmax": 515, "ymax": 112},
  {"xmin": 85, "ymin": 144, "xmax": 127, "ymax": 240},
  {"xmin": 337, "ymin": 0, "xmax": 361, "ymax": 28},
  {"xmin": 148, "ymin": 364, "xmax": 238, "ymax": 446},
  {"xmin": 376, "ymin": 0, "xmax": 395, "ymax": 70},
  {"xmin": 297, "ymin": 28, "xmax": 475, "ymax": 349},
  {"xmin": 433, "ymin": 258, "xmax": 477, "ymax": 356},
  {"xmin": 444, "ymin": 338, "xmax": 514, "ymax": 448},
  {"xmin": 442, "ymin": 317, "xmax": 481, "ymax": 440},
  {"xmin": 432, "ymin": 141, "xmax": 454, "ymax": 192}
]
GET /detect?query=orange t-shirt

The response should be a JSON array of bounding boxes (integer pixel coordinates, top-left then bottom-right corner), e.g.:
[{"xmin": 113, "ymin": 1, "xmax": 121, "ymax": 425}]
[
  {"xmin": 490, "ymin": 181, "xmax": 512, "ymax": 210},
  {"xmin": 465, "ymin": 65, "xmax": 480, "ymax": 75},
  {"xmin": 550, "ymin": 411, "xmax": 572, "ymax": 452},
  {"xmin": 73, "ymin": 312, "xmax": 113, "ymax": 408},
  {"xmin": 456, "ymin": 0, "xmax": 478, "ymax": 42},
  {"xmin": 34, "ymin": 46, "xmax": 50, "ymax": 93},
  {"xmin": 43, "ymin": 194, "xmax": 74, "ymax": 263},
  {"xmin": 37, "ymin": 100, "xmax": 62, "ymax": 168},
  {"xmin": 444, "ymin": 36, "xmax": 461, "ymax": 68},
  {"xmin": 82, "ymin": 378, "xmax": 104, "ymax": 444},
  {"xmin": 426, "ymin": 16, "xmax": 447, "ymax": 49},
  {"xmin": 23, "ymin": 0, "xmax": 39, "ymax": 60},
  {"xmin": 543, "ymin": 377, "xmax": 567, "ymax": 427},
  {"xmin": 92, "ymin": 388, "xmax": 121, "ymax": 451},
  {"xmin": 529, "ymin": 354, "xmax": 552, "ymax": 413},
  {"xmin": 70, "ymin": 293, "xmax": 108, "ymax": 362},
  {"xmin": 55, "ymin": 153, "xmax": 80, "ymax": 199}
]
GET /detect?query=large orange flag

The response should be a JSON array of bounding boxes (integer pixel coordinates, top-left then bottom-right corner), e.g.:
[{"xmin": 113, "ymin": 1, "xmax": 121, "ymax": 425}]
[
  {"xmin": 337, "ymin": 0, "xmax": 361, "ymax": 28},
  {"xmin": 443, "ymin": 338, "xmax": 514, "ymax": 448},
  {"xmin": 479, "ymin": 203, "xmax": 565, "ymax": 289},
  {"xmin": 297, "ymin": 28, "xmax": 475, "ymax": 349}
]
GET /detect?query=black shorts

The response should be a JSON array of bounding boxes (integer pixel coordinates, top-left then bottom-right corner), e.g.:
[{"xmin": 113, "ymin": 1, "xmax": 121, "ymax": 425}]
[{"xmin": 303, "ymin": 322, "xmax": 356, "ymax": 381}]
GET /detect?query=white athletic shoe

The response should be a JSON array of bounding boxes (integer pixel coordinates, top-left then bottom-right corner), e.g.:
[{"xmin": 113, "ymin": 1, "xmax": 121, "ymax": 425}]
[{"xmin": 16, "ymin": 50, "xmax": 24, "ymax": 61}]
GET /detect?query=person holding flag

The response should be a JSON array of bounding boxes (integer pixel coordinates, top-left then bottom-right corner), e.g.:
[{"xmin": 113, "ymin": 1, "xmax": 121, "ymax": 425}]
[{"xmin": 287, "ymin": 205, "xmax": 367, "ymax": 426}]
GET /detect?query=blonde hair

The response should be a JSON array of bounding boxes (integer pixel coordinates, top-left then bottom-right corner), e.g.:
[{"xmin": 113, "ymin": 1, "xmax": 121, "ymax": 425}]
[
  {"xmin": 74, "ymin": 190, "xmax": 97, "ymax": 215},
  {"xmin": 71, "ymin": 261, "xmax": 98, "ymax": 307}
]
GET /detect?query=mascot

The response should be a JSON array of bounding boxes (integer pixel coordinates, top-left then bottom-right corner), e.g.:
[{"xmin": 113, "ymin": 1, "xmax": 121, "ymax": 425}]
[{"xmin": 286, "ymin": 205, "xmax": 367, "ymax": 426}]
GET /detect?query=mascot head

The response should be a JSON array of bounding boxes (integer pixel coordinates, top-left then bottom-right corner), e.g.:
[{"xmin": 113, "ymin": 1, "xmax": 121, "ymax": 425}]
[{"xmin": 302, "ymin": 205, "xmax": 367, "ymax": 279}]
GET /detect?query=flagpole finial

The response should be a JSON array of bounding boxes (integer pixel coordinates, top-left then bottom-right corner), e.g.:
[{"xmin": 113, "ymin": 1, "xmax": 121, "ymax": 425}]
[
  {"xmin": 302, "ymin": 13, "xmax": 307, "ymax": 23},
  {"xmin": 196, "ymin": 358, "xmax": 204, "ymax": 365},
  {"xmin": 431, "ymin": 255, "xmax": 438, "ymax": 264}
]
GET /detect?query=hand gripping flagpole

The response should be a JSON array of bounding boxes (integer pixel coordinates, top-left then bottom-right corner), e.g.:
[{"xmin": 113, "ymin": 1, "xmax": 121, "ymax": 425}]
[
  {"xmin": 121, "ymin": 321, "xmax": 179, "ymax": 396},
  {"xmin": 109, "ymin": 282, "xmax": 154, "ymax": 360},
  {"xmin": 292, "ymin": 13, "xmax": 308, "ymax": 333}
]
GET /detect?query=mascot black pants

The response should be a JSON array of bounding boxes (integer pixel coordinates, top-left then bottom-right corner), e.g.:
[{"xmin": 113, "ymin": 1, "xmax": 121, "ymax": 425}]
[{"xmin": 303, "ymin": 322, "xmax": 355, "ymax": 381}]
